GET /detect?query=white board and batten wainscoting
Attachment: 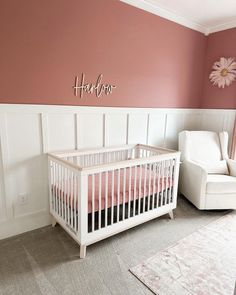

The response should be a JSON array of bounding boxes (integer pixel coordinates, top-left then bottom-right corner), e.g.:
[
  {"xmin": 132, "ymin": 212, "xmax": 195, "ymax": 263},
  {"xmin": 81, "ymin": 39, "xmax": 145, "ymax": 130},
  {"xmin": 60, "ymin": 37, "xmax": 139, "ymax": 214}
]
[{"xmin": 0, "ymin": 104, "xmax": 235, "ymax": 239}]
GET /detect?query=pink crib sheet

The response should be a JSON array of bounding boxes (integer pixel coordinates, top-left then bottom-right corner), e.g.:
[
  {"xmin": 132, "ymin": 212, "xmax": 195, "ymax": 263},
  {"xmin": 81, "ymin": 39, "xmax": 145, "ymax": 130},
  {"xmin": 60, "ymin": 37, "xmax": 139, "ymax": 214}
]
[{"xmin": 53, "ymin": 167, "xmax": 172, "ymax": 213}]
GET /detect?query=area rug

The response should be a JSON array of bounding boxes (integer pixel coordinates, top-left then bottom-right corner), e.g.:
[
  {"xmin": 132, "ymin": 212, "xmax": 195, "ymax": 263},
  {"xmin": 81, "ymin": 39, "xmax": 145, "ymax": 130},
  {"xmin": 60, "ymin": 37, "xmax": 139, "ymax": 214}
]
[{"xmin": 130, "ymin": 211, "xmax": 236, "ymax": 295}]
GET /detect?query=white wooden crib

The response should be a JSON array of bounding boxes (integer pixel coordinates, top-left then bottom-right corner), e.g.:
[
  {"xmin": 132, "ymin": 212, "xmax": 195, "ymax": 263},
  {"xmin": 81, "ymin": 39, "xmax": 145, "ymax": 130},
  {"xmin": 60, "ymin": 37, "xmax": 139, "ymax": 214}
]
[{"xmin": 48, "ymin": 144, "xmax": 180, "ymax": 258}]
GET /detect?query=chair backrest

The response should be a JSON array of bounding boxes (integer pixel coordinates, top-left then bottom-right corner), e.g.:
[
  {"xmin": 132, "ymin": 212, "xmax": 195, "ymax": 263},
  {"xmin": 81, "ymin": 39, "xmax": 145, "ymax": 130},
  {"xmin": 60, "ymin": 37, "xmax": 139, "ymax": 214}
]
[{"xmin": 179, "ymin": 131, "xmax": 229, "ymax": 163}]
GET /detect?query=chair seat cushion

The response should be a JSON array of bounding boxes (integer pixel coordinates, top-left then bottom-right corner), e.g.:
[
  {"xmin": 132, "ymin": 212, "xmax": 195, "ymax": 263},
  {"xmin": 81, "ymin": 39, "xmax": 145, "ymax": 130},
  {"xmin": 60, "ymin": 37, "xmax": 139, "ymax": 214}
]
[{"xmin": 206, "ymin": 175, "xmax": 236, "ymax": 194}]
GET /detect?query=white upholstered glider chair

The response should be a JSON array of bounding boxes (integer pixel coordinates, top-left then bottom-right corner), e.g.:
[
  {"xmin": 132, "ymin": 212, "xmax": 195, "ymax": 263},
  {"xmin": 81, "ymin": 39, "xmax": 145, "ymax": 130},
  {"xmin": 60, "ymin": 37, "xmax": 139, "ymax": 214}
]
[{"xmin": 178, "ymin": 131, "xmax": 236, "ymax": 209}]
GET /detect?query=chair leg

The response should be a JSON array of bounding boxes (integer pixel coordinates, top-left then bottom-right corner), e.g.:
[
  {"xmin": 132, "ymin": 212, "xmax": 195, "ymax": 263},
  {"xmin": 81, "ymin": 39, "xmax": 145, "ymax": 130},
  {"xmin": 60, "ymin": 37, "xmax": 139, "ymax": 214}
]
[
  {"xmin": 80, "ymin": 245, "xmax": 86, "ymax": 259},
  {"xmin": 168, "ymin": 210, "xmax": 174, "ymax": 220},
  {"xmin": 51, "ymin": 216, "xmax": 57, "ymax": 227}
]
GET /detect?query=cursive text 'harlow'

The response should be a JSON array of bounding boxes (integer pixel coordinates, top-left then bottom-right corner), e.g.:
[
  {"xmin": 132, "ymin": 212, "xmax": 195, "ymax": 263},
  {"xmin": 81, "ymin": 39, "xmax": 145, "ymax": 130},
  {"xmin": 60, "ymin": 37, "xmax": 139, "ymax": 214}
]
[{"xmin": 73, "ymin": 74, "xmax": 116, "ymax": 98}]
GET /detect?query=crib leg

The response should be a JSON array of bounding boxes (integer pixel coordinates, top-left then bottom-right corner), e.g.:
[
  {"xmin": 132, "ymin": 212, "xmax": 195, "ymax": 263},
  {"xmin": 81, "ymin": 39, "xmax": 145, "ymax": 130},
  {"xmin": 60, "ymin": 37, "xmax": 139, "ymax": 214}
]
[
  {"xmin": 51, "ymin": 216, "xmax": 57, "ymax": 227},
  {"xmin": 168, "ymin": 210, "xmax": 174, "ymax": 220},
  {"xmin": 80, "ymin": 245, "xmax": 86, "ymax": 259}
]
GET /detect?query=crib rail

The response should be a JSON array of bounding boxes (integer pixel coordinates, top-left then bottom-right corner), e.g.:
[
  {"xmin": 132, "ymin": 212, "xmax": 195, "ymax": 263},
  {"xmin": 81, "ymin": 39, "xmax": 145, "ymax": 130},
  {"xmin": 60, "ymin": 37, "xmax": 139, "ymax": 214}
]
[{"xmin": 49, "ymin": 144, "xmax": 176, "ymax": 169}]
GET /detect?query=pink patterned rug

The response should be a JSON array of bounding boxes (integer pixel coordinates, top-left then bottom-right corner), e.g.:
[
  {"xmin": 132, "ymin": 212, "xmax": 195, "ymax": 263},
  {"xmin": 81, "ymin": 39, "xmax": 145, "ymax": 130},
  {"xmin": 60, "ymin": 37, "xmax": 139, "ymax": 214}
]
[{"xmin": 130, "ymin": 212, "xmax": 236, "ymax": 295}]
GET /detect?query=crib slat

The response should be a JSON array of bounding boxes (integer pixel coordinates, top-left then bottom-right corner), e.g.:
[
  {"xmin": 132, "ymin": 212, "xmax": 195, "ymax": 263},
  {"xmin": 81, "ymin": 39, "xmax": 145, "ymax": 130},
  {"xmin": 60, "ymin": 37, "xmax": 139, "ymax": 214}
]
[
  {"xmin": 77, "ymin": 173, "xmax": 79, "ymax": 231},
  {"xmin": 165, "ymin": 160, "xmax": 169, "ymax": 205},
  {"xmin": 63, "ymin": 167, "xmax": 66, "ymax": 220},
  {"xmin": 166, "ymin": 160, "xmax": 169, "ymax": 205},
  {"xmin": 61, "ymin": 166, "xmax": 64, "ymax": 218},
  {"xmin": 98, "ymin": 172, "xmax": 102, "ymax": 229},
  {"xmin": 71, "ymin": 170, "xmax": 74, "ymax": 227},
  {"xmin": 105, "ymin": 171, "xmax": 108, "ymax": 227},
  {"xmin": 92, "ymin": 174, "xmax": 95, "ymax": 232},
  {"xmin": 73, "ymin": 172, "xmax": 77, "ymax": 230},
  {"xmin": 152, "ymin": 163, "xmax": 156, "ymax": 209},
  {"xmin": 143, "ymin": 164, "xmax": 147, "ymax": 213},
  {"xmin": 163, "ymin": 161, "xmax": 166, "ymax": 205},
  {"xmin": 75, "ymin": 174, "xmax": 79, "ymax": 231},
  {"xmin": 70, "ymin": 171, "xmax": 74, "ymax": 228},
  {"xmin": 58, "ymin": 164, "xmax": 61, "ymax": 216},
  {"xmin": 133, "ymin": 166, "xmax": 137, "ymax": 216},
  {"xmin": 170, "ymin": 159, "xmax": 173, "ymax": 202},
  {"xmin": 128, "ymin": 167, "xmax": 132, "ymax": 218},
  {"xmin": 161, "ymin": 161, "xmax": 165, "ymax": 206},
  {"xmin": 62, "ymin": 166, "xmax": 66, "ymax": 220},
  {"xmin": 138, "ymin": 164, "xmax": 142, "ymax": 215},
  {"xmin": 157, "ymin": 163, "xmax": 161, "ymax": 208},
  {"xmin": 111, "ymin": 170, "xmax": 114, "ymax": 225},
  {"xmin": 117, "ymin": 169, "xmax": 120, "ymax": 223},
  {"xmin": 122, "ymin": 168, "xmax": 126, "ymax": 220},
  {"xmin": 148, "ymin": 164, "xmax": 152, "ymax": 211},
  {"xmin": 54, "ymin": 163, "xmax": 58, "ymax": 214},
  {"xmin": 171, "ymin": 159, "xmax": 175, "ymax": 202},
  {"xmin": 52, "ymin": 162, "xmax": 55, "ymax": 212},
  {"xmin": 67, "ymin": 169, "xmax": 70, "ymax": 223},
  {"xmin": 56, "ymin": 163, "xmax": 59, "ymax": 215},
  {"xmin": 59, "ymin": 165, "xmax": 62, "ymax": 217},
  {"xmin": 64, "ymin": 167, "xmax": 67, "ymax": 220}
]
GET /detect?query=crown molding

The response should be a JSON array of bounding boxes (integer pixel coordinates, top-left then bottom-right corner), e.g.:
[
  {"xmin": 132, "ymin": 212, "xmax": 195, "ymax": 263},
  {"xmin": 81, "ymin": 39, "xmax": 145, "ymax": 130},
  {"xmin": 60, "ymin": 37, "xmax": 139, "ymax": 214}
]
[
  {"xmin": 207, "ymin": 19, "xmax": 236, "ymax": 35},
  {"xmin": 120, "ymin": 0, "xmax": 236, "ymax": 36},
  {"xmin": 120, "ymin": 0, "xmax": 207, "ymax": 34}
]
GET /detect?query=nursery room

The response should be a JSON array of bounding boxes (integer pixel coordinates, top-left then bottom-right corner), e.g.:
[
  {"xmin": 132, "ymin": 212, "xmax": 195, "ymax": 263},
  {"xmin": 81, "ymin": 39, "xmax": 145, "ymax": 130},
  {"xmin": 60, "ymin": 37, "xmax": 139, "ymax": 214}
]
[{"xmin": 0, "ymin": 0, "xmax": 236, "ymax": 294}]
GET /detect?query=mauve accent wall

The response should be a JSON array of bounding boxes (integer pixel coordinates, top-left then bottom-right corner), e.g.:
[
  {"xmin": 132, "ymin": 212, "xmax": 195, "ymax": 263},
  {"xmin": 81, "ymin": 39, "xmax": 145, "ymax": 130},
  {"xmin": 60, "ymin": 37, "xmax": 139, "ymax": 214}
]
[
  {"xmin": 0, "ymin": 0, "xmax": 207, "ymax": 108},
  {"xmin": 202, "ymin": 28, "xmax": 236, "ymax": 109}
]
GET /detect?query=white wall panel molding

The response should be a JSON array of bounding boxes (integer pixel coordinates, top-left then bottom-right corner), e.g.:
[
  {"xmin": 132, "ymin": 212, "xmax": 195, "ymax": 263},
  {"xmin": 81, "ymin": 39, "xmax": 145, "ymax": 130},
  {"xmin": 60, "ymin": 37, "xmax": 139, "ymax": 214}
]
[
  {"xmin": 148, "ymin": 113, "xmax": 166, "ymax": 147},
  {"xmin": 40, "ymin": 113, "xmax": 49, "ymax": 154},
  {"xmin": 0, "ymin": 209, "xmax": 50, "ymax": 240},
  {"xmin": 0, "ymin": 104, "xmax": 235, "ymax": 239},
  {"xmin": 105, "ymin": 113, "xmax": 128, "ymax": 146},
  {"xmin": 77, "ymin": 113, "xmax": 104, "ymax": 149},
  {"xmin": 0, "ymin": 114, "xmax": 13, "ymax": 221},
  {"xmin": 128, "ymin": 113, "xmax": 148, "ymax": 144}
]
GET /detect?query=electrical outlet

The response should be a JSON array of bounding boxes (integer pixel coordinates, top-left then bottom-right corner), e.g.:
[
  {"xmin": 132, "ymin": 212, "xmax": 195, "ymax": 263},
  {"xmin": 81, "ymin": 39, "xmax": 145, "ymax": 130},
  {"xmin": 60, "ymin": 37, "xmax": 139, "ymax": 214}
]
[{"xmin": 18, "ymin": 193, "xmax": 28, "ymax": 205}]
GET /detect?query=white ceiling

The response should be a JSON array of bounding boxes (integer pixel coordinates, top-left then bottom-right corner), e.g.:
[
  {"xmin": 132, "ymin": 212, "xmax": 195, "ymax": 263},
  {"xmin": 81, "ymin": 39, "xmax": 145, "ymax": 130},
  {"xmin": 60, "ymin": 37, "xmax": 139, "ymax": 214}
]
[{"xmin": 120, "ymin": 0, "xmax": 236, "ymax": 35}]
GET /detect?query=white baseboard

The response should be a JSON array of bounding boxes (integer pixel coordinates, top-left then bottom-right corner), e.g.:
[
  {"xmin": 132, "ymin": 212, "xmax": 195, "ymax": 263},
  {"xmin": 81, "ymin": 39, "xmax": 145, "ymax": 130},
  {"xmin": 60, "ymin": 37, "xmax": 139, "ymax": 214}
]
[{"xmin": 0, "ymin": 210, "xmax": 51, "ymax": 240}]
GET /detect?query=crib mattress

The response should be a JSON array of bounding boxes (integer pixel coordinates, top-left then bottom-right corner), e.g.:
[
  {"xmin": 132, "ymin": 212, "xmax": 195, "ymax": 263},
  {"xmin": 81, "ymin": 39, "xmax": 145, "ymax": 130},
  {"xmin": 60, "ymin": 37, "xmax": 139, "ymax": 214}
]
[{"xmin": 52, "ymin": 167, "xmax": 172, "ymax": 213}]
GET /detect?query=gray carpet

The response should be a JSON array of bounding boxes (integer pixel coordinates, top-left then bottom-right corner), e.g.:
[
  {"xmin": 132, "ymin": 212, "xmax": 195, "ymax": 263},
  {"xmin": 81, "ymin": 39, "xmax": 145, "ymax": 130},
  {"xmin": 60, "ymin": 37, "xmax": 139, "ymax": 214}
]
[{"xmin": 0, "ymin": 196, "xmax": 228, "ymax": 295}]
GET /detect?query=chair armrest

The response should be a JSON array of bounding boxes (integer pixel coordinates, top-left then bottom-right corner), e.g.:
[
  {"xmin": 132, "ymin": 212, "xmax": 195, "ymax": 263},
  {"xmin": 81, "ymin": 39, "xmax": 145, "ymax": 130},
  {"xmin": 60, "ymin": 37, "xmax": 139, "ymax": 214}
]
[
  {"xmin": 227, "ymin": 159, "xmax": 236, "ymax": 177},
  {"xmin": 179, "ymin": 160, "xmax": 207, "ymax": 209}
]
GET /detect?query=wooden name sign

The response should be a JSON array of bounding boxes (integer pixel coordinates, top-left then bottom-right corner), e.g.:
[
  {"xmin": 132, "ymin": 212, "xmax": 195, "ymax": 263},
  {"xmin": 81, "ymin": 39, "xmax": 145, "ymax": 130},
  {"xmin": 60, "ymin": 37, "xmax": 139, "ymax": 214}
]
[{"xmin": 73, "ymin": 73, "xmax": 116, "ymax": 98}]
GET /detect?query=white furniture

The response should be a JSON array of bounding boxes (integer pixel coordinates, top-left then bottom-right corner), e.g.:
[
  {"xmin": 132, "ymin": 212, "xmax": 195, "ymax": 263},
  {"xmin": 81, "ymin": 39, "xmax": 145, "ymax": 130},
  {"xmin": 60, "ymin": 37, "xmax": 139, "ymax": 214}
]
[
  {"xmin": 48, "ymin": 144, "xmax": 180, "ymax": 258},
  {"xmin": 179, "ymin": 131, "xmax": 236, "ymax": 210}
]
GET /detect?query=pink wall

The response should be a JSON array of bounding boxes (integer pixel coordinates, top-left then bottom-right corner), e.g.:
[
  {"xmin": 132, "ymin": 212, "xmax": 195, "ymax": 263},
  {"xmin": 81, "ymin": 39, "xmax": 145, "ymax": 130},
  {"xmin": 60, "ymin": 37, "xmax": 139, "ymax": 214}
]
[
  {"xmin": 0, "ymin": 0, "xmax": 207, "ymax": 108},
  {"xmin": 202, "ymin": 28, "xmax": 236, "ymax": 109}
]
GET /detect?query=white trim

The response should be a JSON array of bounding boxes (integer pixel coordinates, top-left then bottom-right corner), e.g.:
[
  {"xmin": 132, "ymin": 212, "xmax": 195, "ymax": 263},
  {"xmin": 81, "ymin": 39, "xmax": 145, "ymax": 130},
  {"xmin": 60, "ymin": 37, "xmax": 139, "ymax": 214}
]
[
  {"xmin": 0, "ymin": 103, "xmax": 235, "ymax": 114},
  {"xmin": 0, "ymin": 210, "xmax": 51, "ymax": 240},
  {"xmin": 120, "ymin": 0, "xmax": 207, "ymax": 34},
  {"xmin": 207, "ymin": 19, "xmax": 236, "ymax": 35},
  {"xmin": 40, "ymin": 113, "xmax": 49, "ymax": 153},
  {"xmin": 0, "ymin": 114, "xmax": 13, "ymax": 221},
  {"xmin": 119, "ymin": 0, "xmax": 236, "ymax": 35}
]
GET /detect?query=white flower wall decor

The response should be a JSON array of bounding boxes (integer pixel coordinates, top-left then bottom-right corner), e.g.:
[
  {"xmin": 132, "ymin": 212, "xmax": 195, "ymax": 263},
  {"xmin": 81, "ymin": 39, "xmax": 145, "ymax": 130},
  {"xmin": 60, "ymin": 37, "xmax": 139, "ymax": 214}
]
[{"xmin": 209, "ymin": 57, "xmax": 236, "ymax": 88}]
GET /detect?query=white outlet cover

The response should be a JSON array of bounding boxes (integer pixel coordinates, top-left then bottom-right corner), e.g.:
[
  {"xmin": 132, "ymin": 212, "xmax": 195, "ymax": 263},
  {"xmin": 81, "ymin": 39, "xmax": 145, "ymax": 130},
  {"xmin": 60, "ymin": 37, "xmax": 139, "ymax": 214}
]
[{"xmin": 18, "ymin": 193, "xmax": 28, "ymax": 205}]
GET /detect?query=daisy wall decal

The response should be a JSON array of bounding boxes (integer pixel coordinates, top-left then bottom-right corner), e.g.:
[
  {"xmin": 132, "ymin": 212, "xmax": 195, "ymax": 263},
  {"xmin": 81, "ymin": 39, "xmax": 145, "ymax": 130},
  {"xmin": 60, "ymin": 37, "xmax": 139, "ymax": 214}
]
[{"xmin": 209, "ymin": 57, "xmax": 236, "ymax": 88}]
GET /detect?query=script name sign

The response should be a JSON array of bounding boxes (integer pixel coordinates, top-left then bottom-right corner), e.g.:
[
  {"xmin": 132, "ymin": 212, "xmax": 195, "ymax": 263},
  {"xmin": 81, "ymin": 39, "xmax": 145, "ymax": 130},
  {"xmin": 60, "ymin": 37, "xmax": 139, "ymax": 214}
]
[{"xmin": 73, "ymin": 73, "xmax": 116, "ymax": 98}]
